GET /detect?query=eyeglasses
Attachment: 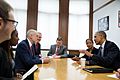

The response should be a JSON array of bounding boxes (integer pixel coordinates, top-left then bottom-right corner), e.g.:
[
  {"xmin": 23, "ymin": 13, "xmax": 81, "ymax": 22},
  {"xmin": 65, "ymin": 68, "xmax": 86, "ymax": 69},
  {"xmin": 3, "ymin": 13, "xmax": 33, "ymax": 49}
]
[{"xmin": 6, "ymin": 19, "xmax": 18, "ymax": 27}]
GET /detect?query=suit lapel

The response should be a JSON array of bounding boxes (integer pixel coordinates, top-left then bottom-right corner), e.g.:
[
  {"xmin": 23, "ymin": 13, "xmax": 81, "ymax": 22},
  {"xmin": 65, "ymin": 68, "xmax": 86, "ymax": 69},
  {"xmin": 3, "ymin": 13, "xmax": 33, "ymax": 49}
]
[
  {"xmin": 25, "ymin": 39, "xmax": 34, "ymax": 56},
  {"xmin": 103, "ymin": 41, "xmax": 109, "ymax": 56}
]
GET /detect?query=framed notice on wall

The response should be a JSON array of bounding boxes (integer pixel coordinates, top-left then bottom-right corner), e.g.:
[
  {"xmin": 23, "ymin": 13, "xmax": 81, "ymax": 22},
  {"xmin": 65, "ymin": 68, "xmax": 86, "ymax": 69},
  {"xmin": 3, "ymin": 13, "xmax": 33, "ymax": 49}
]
[
  {"xmin": 98, "ymin": 16, "xmax": 109, "ymax": 31},
  {"xmin": 118, "ymin": 11, "xmax": 120, "ymax": 28}
]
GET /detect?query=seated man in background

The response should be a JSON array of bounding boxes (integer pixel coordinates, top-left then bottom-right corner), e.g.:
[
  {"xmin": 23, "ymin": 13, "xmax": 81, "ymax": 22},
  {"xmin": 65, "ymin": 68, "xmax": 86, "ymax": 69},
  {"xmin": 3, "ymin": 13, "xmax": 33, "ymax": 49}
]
[
  {"xmin": 15, "ymin": 29, "xmax": 50, "ymax": 80},
  {"xmin": 72, "ymin": 38, "xmax": 98, "ymax": 64},
  {"xmin": 34, "ymin": 32, "xmax": 42, "ymax": 57},
  {"xmin": 47, "ymin": 36, "xmax": 68, "ymax": 58},
  {"xmin": 80, "ymin": 31, "xmax": 120, "ymax": 70}
]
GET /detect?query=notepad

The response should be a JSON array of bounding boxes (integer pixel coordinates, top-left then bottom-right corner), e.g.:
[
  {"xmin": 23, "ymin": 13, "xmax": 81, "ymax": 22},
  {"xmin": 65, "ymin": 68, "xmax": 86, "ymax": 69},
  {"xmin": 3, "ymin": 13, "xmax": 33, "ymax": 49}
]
[
  {"xmin": 83, "ymin": 68, "xmax": 113, "ymax": 73},
  {"xmin": 21, "ymin": 65, "xmax": 38, "ymax": 80}
]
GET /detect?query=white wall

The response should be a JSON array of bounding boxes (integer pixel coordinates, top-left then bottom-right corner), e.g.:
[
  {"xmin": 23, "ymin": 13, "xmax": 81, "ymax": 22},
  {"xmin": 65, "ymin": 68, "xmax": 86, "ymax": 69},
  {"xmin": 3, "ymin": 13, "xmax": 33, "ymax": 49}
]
[
  {"xmin": 93, "ymin": 0, "xmax": 120, "ymax": 48},
  {"xmin": 93, "ymin": 0, "xmax": 111, "ymax": 11}
]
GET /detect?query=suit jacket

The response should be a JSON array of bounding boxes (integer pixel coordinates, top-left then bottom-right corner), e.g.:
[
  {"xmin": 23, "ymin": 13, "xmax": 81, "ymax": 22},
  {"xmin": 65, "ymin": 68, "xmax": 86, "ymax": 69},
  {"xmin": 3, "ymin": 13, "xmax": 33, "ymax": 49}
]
[
  {"xmin": 89, "ymin": 41, "xmax": 120, "ymax": 70},
  {"xmin": 15, "ymin": 39, "xmax": 42, "ymax": 72},
  {"xmin": 0, "ymin": 46, "xmax": 13, "ymax": 79},
  {"xmin": 33, "ymin": 43, "xmax": 41, "ymax": 56},
  {"xmin": 82, "ymin": 47, "xmax": 98, "ymax": 61},
  {"xmin": 47, "ymin": 44, "xmax": 68, "ymax": 58},
  {"xmin": 67, "ymin": 47, "xmax": 98, "ymax": 58}
]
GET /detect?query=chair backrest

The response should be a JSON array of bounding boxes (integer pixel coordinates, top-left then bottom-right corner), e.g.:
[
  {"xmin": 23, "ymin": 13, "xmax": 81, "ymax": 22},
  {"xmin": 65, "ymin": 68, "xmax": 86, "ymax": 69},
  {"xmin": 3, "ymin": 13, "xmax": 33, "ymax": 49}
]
[{"xmin": 41, "ymin": 50, "xmax": 49, "ymax": 58}]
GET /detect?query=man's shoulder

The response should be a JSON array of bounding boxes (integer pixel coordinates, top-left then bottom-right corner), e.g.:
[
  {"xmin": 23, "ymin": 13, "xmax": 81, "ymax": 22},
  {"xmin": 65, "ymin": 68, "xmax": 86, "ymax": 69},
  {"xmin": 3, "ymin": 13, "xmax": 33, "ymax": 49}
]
[
  {"xmin": 61, "ymin": 45, "xmax": 67, "ymax": 49},
  {"xmin": 17, "ymin": 39, "xmax": 29, "ymax": 48},
  {"xmin": 51, "ymin": 44, "xmax": 56, "ymax": 47},
  {"xmin": 106, "ymin": 40, "xmax": 112, "ymax": 43},
  {"xmin": 106, "ymin": 40, "xmax": 117, "ymax": 46},
  {"xmin": 105, "ymin": 40, "xmax": 119, "ymax": 49},
  {"xmin": 18, "ymin": 39, "xmax": 27, "ymax": 45}
]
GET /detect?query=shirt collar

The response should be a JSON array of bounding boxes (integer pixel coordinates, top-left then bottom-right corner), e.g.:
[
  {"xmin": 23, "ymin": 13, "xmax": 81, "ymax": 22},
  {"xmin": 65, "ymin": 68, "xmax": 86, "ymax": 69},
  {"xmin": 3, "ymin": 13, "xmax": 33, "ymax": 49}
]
[
  {"xmin": 101, "ymin": 40, "xmax": 106, "ymax": 48},
  {"xmin": 27, "ymin": 38, "xmax": 32, "ymax": 47}
]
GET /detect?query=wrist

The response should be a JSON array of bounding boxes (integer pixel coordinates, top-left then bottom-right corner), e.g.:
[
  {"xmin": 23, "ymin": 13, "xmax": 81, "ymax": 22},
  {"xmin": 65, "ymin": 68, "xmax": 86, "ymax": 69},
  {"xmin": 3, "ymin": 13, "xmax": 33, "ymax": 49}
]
[{"xmin": 90, "ymin": 54, "xmax": 93, "ymax": 57}]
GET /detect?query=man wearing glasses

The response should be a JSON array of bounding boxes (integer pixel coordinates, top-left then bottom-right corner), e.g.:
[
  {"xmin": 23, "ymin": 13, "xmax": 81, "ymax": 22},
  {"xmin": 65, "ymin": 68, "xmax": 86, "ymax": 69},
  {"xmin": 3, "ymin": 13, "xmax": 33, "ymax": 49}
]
[
  {"xmin": 0, "ymin": 0, "xmax": 19, "ymax": 79},
  {"xmin": 0, "ymin": 1, "xmax": 18, "ymax": 43}
]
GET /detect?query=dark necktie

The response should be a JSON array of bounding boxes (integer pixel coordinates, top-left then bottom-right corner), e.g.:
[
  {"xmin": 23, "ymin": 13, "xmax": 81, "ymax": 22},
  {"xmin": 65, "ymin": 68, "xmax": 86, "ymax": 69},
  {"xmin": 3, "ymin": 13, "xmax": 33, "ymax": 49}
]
[
  {"xmin": 56, "ymin": 47, "xmax": 60, "ymax": 55},
  {"xmin": 30, "ymin": 45, "xmax": 35, "ymax": 56},
  {"xmin": 99, "ymin": 46, "xmax": 103, "ymax": 57},
  {"xmin": 36, "ymin": 43, "xmax": 39, "ymax": 52}
]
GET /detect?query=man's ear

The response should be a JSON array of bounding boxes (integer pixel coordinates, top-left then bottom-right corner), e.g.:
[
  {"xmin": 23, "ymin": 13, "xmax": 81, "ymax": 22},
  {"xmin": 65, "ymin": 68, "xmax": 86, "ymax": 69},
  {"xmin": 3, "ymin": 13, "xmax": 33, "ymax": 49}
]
[{"xmin": 0, "ymin": 17, "xmax": 4, "ymax": 31}]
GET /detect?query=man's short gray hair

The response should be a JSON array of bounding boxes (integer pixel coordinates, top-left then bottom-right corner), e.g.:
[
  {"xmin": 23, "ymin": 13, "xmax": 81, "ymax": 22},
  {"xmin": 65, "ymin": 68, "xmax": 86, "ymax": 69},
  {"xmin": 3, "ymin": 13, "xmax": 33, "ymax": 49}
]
[{"xmin": 26, "ymin": 29, "xmax": 37, "ymax": 38}]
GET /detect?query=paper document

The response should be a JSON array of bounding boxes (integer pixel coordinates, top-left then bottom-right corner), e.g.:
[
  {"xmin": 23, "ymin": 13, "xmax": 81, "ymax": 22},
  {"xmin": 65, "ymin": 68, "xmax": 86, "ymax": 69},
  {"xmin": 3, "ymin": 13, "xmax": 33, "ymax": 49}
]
[
  {"xmin": 48, "ymin": 56, "xmax": 53, "ymax": 59},
  {"xmin": 79, "ymin": 53, "xmax": 85, "ymax": 58},
  {"xmin": 21, "ymin": 65, "xmax": 38, "ymax": 80},
  {"xmin": 107, "ymin": 74, "xmax": 119, "ymax": 79},
  {"xmin": 41, "ymin": 78, "xmax": 56, "ymax": 80}
]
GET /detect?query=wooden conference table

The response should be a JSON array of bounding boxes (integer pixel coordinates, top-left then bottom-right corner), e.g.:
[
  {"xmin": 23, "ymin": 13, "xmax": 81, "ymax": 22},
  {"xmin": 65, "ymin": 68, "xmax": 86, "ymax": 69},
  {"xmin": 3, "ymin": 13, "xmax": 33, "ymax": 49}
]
[{"xmin": 34, "ymin": 58, "xmax": 117, "ymax": 80}]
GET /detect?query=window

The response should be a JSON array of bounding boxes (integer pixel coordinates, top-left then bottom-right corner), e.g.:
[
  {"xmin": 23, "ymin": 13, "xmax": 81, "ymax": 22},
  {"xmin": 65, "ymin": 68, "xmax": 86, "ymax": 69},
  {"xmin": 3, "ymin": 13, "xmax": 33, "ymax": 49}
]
[
  {"xmin": 68, "ymin": 0, "xmax": 90, "ymax": 50},
  {"xmin": 5, "ymin": 0, "xmax": 27, "ymax": 42},
  {"xmin": 37, "ymin": 0, "xmax": 59, "ymax": 49}
]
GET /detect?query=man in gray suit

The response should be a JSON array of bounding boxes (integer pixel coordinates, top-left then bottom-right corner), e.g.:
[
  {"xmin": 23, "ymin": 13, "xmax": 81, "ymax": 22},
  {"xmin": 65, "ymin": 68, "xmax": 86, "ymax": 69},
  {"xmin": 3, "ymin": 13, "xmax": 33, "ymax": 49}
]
[{"xmin": 47, "ymin": 36, "xmax": 68, "ymax": 58}]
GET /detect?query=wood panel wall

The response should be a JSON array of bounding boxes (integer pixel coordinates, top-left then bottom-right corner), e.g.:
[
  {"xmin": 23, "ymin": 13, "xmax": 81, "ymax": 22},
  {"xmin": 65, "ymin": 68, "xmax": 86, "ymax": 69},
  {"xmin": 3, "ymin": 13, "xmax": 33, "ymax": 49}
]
[
  {"xmin": 89, "ymin": 0, "xmax": 93, "ymax": 39},
  {"xmin": 26, "ymin": 0, "xmax": 38, "ymax": 31},
  {"xmin": 59, "ymin": 0, "xmax": 69, "ymax": 47}
]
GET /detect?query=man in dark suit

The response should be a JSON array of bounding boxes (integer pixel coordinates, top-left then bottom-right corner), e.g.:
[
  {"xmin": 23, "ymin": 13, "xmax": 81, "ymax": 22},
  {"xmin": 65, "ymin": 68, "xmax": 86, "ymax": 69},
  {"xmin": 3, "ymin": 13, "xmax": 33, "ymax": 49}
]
[
  {"xmin": 15, "ymin": 29, "xmax": 50, "ymax": 80},
  {"xmin": 34, "ymin": 32, "xmax": 42, "ymax": 57},
  {"xmin": 81, "ymin": 31, "xmax": 120, "ymax": 70},
  {"xmin": 47, "ymin": 36, "xmax": 68, "ymax": 58}
]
